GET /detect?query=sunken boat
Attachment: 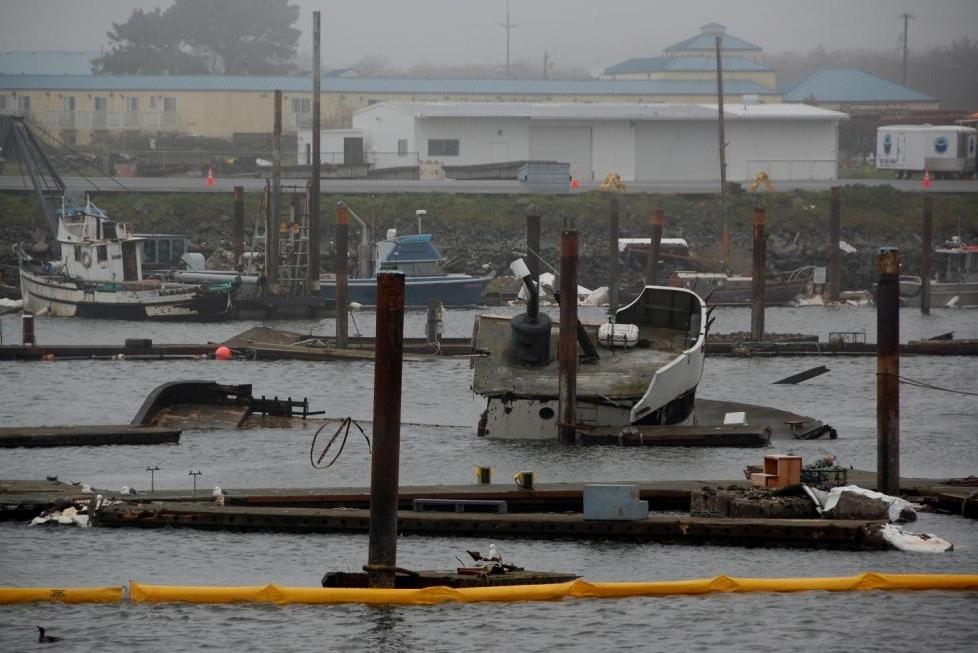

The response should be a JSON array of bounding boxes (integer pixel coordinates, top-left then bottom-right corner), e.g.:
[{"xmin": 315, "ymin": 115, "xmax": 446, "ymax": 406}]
[{"xmin": 472, "ymin": 261, "xmax": 707, "ymax": 439}]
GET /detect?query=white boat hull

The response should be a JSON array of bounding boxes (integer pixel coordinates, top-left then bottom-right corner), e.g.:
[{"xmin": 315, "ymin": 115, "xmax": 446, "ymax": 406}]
[{"xmin": 20, "ymin": 267, "xmax": 230, "ymax": 320}]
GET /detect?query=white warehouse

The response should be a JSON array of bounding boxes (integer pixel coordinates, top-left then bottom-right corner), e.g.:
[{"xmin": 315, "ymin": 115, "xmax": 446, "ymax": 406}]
[{"xmin": 326, "ymin": 101, "xmax": 846, "ymax": 183}]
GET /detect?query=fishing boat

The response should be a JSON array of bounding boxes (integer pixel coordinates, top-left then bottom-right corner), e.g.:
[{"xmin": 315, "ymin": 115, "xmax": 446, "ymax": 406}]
[
  {"xmin": 900, "ymin": 238, "xmax": 978, "ymax": 307},
  {"xmin": 321, "ymin": 225, "xmax": 493, "ymax": 307},
  {"xmin": 18, "ymin": 200, "xmax": 233, "ymax": 320},
  {"xmin": 472, "ymin": 264, "xmax": 707, "ymax": 440},
  {"xmin": 668, "ymin": 267, "xmax": 816, "ymax": 306}
]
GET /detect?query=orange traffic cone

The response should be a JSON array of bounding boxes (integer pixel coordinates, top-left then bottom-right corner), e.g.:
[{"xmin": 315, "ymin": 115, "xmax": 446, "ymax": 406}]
[
  {"xmin": 206, "ymin": 166, "xmax": 216, "ymax": 187},
  {"xmin": 922, "ymin": 169, "xmax": 932, "ymax": 190},
  {"xmin": 570, "ymin": 176, "xmax": 580, "ymax": 190}
]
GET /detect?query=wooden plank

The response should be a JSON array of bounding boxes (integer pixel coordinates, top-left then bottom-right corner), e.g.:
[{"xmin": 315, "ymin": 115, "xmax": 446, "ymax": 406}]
[{"xmin": 0, "ymin": 425, "xmax": 180, "ymax": 448}]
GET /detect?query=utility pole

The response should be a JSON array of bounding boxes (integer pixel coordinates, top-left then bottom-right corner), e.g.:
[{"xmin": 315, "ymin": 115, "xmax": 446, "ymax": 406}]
[
  {"xmin": 543, "ymin": 50, "xmax": 549, "ymax": 79},
  {"xmin": 499, "ymin": 0, "xmax": 517, "ymax": 78},
  {"xmin": 900, "ymin": 13, "xmax": 913, "ymax": 86}
]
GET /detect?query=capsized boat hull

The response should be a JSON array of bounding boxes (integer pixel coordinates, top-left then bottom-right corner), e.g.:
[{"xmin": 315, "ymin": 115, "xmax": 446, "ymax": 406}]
[
  {"xmin": 19, "ymin": 267, "xmax": 232, "ymax": 320},
  {"xmin": 321, "ymin": 273, "xmax": 493, "ymax": 306}
]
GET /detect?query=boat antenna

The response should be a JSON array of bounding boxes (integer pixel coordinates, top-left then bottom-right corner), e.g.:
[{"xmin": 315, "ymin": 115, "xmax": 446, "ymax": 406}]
[{"xmin": 525, "ymin": 244, "xmax": 560, "ymax": 277}]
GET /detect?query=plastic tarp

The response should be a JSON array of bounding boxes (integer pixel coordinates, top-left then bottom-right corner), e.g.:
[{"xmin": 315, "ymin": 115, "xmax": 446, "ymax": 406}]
[
  {"xmin": 805, "ymin": 484, "xmax": 917, "ymax": 522},
  {"xmin": 129, "ymin": 574, "xmax": 978, "ymax": 605},
  {"xmin": 0, "ymin": 586, "xmax": 124, "ymax": 604}
]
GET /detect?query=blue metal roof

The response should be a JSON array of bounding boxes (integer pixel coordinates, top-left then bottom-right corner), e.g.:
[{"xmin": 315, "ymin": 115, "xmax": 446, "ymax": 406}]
[
  {"xmin": 665, "ymin": 32, "xmax": 761, "ymax": 53},
  {"xmin": 605, "ymin": 56, "xmax": 771, "ymax": 75},
  {"xmin": 781, "ymin": 69, "xmax": 935, "ymax": 103},
  {"xmin": 0, "ymin": 74, "xmax": 778, "ymax": 97},
  {"xmin": 0, "ymin": 51, "xmax": 99, "ymax": 75}
]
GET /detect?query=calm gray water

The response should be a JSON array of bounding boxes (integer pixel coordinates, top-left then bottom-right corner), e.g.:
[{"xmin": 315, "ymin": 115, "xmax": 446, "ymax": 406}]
[{"xmin": 1, "ymin": 306, "xmax": 977, "ymax": 652}]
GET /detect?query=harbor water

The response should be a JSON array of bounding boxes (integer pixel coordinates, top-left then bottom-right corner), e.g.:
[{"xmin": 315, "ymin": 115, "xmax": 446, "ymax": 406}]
[{"xmin": 1, "ymin": 306, "xmax": 976, "ymax": 651}]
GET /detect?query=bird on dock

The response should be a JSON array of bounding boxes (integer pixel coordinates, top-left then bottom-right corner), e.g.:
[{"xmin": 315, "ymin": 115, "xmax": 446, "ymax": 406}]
[
  {"xmin": 37, "ymin": 626, "xmax": 61, "ymax": 643},
  {"xmin": 488, "ymin": 543, "xmax": 502, "ymax": 562},
  {"xmin": 212, "ymin": 486, "xmax": 225, "ymax": 496}
]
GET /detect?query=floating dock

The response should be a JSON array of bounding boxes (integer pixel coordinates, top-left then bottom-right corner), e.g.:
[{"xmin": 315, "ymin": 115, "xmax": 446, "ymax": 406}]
[{"xmin": 0, "ymin": 425, "xmax": 180, "ymax": 448}]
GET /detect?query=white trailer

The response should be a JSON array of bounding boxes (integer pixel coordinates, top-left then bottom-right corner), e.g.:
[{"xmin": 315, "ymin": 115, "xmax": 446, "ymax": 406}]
[{"xmin": 876, "ymin": 125, "xmax": 977, "ymax": 179}]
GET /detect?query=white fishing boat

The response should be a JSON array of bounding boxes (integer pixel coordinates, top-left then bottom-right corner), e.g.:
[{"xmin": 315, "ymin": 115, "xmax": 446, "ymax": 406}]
[
  {"xmin": 18, "ymin": 199, "xmax": 233, "ymax": 320},
  {"xmin": 900, "ymin": 238, "xmax": 978, "ymax": 308},
  {"xmin": 472, "ymin": 266, "xmax": 707, "ymax": 440}
]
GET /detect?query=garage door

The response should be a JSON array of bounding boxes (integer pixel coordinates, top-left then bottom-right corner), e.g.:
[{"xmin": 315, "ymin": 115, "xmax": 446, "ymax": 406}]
[
  {"xmin": 529, "ymin": 125, "xmax": 593, "ymax": 181},
  {"xmin": 635, "ymin": 122, "xmax": 718, "ymax": 182}
]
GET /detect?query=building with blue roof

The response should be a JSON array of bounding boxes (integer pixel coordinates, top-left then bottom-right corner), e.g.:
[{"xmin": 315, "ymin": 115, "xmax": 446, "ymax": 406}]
[
  {"xmin": 781, "ymin": 69, "xmax": 938, "ymax": 112},
  {"xmin": 602, "ymin": 23, "xmax": 774, "ymax": 89}
]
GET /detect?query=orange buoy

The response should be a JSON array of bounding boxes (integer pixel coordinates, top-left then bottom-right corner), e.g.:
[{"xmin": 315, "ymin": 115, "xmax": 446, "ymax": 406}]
[{"xmin": 214, "ymin": 345, "xmax": 232, "ymax": 360}]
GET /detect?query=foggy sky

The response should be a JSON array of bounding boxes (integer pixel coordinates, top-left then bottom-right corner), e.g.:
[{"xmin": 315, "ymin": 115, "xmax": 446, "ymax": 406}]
[{"xmin": 1, "ymin": 0, "xmax": 976, "ymax": 74}]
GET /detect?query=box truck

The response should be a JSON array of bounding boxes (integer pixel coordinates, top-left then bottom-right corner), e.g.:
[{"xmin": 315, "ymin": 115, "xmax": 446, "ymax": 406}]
[{"xmin": 876, "ymin": 125, "xmax": 977, "ymax": 179}]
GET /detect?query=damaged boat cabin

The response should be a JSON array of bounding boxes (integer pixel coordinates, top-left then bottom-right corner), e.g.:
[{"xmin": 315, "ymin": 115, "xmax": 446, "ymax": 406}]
[{"xmin": 473, "ymin": 285, "xmax": 707, "ymax": 439}]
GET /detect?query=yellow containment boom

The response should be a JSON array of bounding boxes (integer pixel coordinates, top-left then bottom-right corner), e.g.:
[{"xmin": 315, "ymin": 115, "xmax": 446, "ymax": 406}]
[
  {"xmin": 129, "ymin": 573, "xmax": 978, "ymax": 606},
  {"xmin": 0, "ymin": 586, "xmax": 124, "ymax": 604},
  {"xmin": 4, "ymin": 574, "xmax": 976, "ymax": 605}
]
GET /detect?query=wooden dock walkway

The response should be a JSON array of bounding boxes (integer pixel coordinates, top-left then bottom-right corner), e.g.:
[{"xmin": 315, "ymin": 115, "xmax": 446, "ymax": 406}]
[
  {"xmin": 92, "ymin": 501, "xmax": 886, "ymax": 550},
  {"xmin": 0, "ymin": 425, "xmax": 180, "ymax": 448}
]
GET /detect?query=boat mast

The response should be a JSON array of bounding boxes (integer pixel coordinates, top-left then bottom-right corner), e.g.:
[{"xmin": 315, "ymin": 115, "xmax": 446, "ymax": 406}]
[{"xmin": 715, "ymin": 35, "xmax": 730, "ymax": 268}]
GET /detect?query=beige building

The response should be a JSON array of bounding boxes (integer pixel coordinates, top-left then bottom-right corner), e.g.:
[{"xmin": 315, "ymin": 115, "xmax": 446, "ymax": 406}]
[{"xmin": 0, "ymin": 73, "xmax": 780, "ymax": 146}]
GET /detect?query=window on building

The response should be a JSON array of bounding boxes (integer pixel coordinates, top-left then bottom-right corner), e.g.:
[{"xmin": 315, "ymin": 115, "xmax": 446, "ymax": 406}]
[
  {"xmin": 97, "ymin": 245, "xmax": 108, "ymax": 262},
  {"xmin": 0, "ymin": 95, "xmax": 9, "ymax": 110},
  {"xmin": 428, "ymin": 139, "xmax": 460, "ymax": 156},
  {"xmin": 367, "ymin": 99, "xmax": 379, "ymax": 106},
  {"xmin": 397, "ymin": 139, "xmax": 408, "ymax": 156},
  {"xmin": 62, "ymin": 96, "xmax": 76, "ymax": 111},
  {"xmin": 94, "ymin": 97, "xmax": 108, "ymax": 111},
  {"xmin": 18, "ymin": 96, "xmax": 31, "ymax": 112},
  {"xmin": 163, "ymin": 96, "xmax": 177, "ymax": 112},
  {"xmin": 149, "ymin": 96, "xmax": 158, "ymax": 110},
  {"xmin": 291, "ymin": 97, "xmax": 311, "ymax": 113},
  {"xmin": 127, "ymin": 97, "xmax": 139, "ymax": 112}
]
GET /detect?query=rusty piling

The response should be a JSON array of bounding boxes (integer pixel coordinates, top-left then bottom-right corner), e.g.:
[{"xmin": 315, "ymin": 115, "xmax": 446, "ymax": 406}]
[
  {"xmin": 751, "ymin": 206, "xmax": 766, "ymax": 342},
  {"xmin": 335, "ymin": 204, "xmax": 349, "ymax": 349},
  {"xmin": 232, "ymin": 186, "xmax": 244, "ymax": 272},
  {"xmin": 307, "ymin": 10, "xmax": 321, "ymax": 288},
  {"xmin": 558, "ymin": 230, "xmax": 579, "ymax": 446},
  {"xmin": 828, "ymin": 186, "xmax": 841, "ymax": 301},
  {"xmin": 646, "ymin": 208, "xmax": 665, "ymax": 285},
  {"xmin": 876, "ymin": 247, "xmax": 900, "ymax": 496},
  {"xmin": 608, "ymin": 194, "xmax": 620, "ymax": 313},
  {"xmin": 367, "ymin": 272, "xmax": 405, "ymax": 589},
  {"xmin": 921, "ymin": 195, "xmax": 933, "ymax": 315}
]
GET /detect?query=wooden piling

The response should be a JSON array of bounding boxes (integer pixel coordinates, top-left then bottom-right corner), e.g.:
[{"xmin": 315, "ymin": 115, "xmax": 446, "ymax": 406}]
[
  {"xmin": 646, "ymin": 208, "xmax": 664, "ymax": 285},
  {"xmin": 921, "ymin": 195, "xmax": 933, "ymax": 315},
  {"xmin": 335, "ymin": 204, "xmax": 349, "ymax": 348},
  {"xmin": 266, "ymin": 90, "xmax": 282, "ymax": 294},
  {"xmin": 426, "ymin": 299, "xmax": 442, "ymax": 344},
  {"xmin": 558, "ymin": 230, "xmax": 579, "ymax": 446},
  {"xmin": 876, "ymin": 247, "xmax": 900, "ymax": 496},
  {"xmin": 367, "ymin": 272, "xmax": 405, "ymax": 588},
  {"xmin": 21, "ymin": 313, "xmax": 34, "ymax": 347},
  {"xmin": 307, "ymin": 10, "xmax": 322, "ymax": 288},
  {"xmin": 751, "ymin": 206, "xmax": 766, "ymax": 342},
  {"xmin": 526, "ymin": 213, "xmax": 541, "ymax": 291},
  {"xmin": 608, "ymin": 194, "xmax": 620, "ymax": 313},
  {"xmin": 829, "ymin": 185, "xmax": 841, "ymax": 301},
  {"xmin": 232, "ymin": 186, "xmax": 244, "ymax": 272}
]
